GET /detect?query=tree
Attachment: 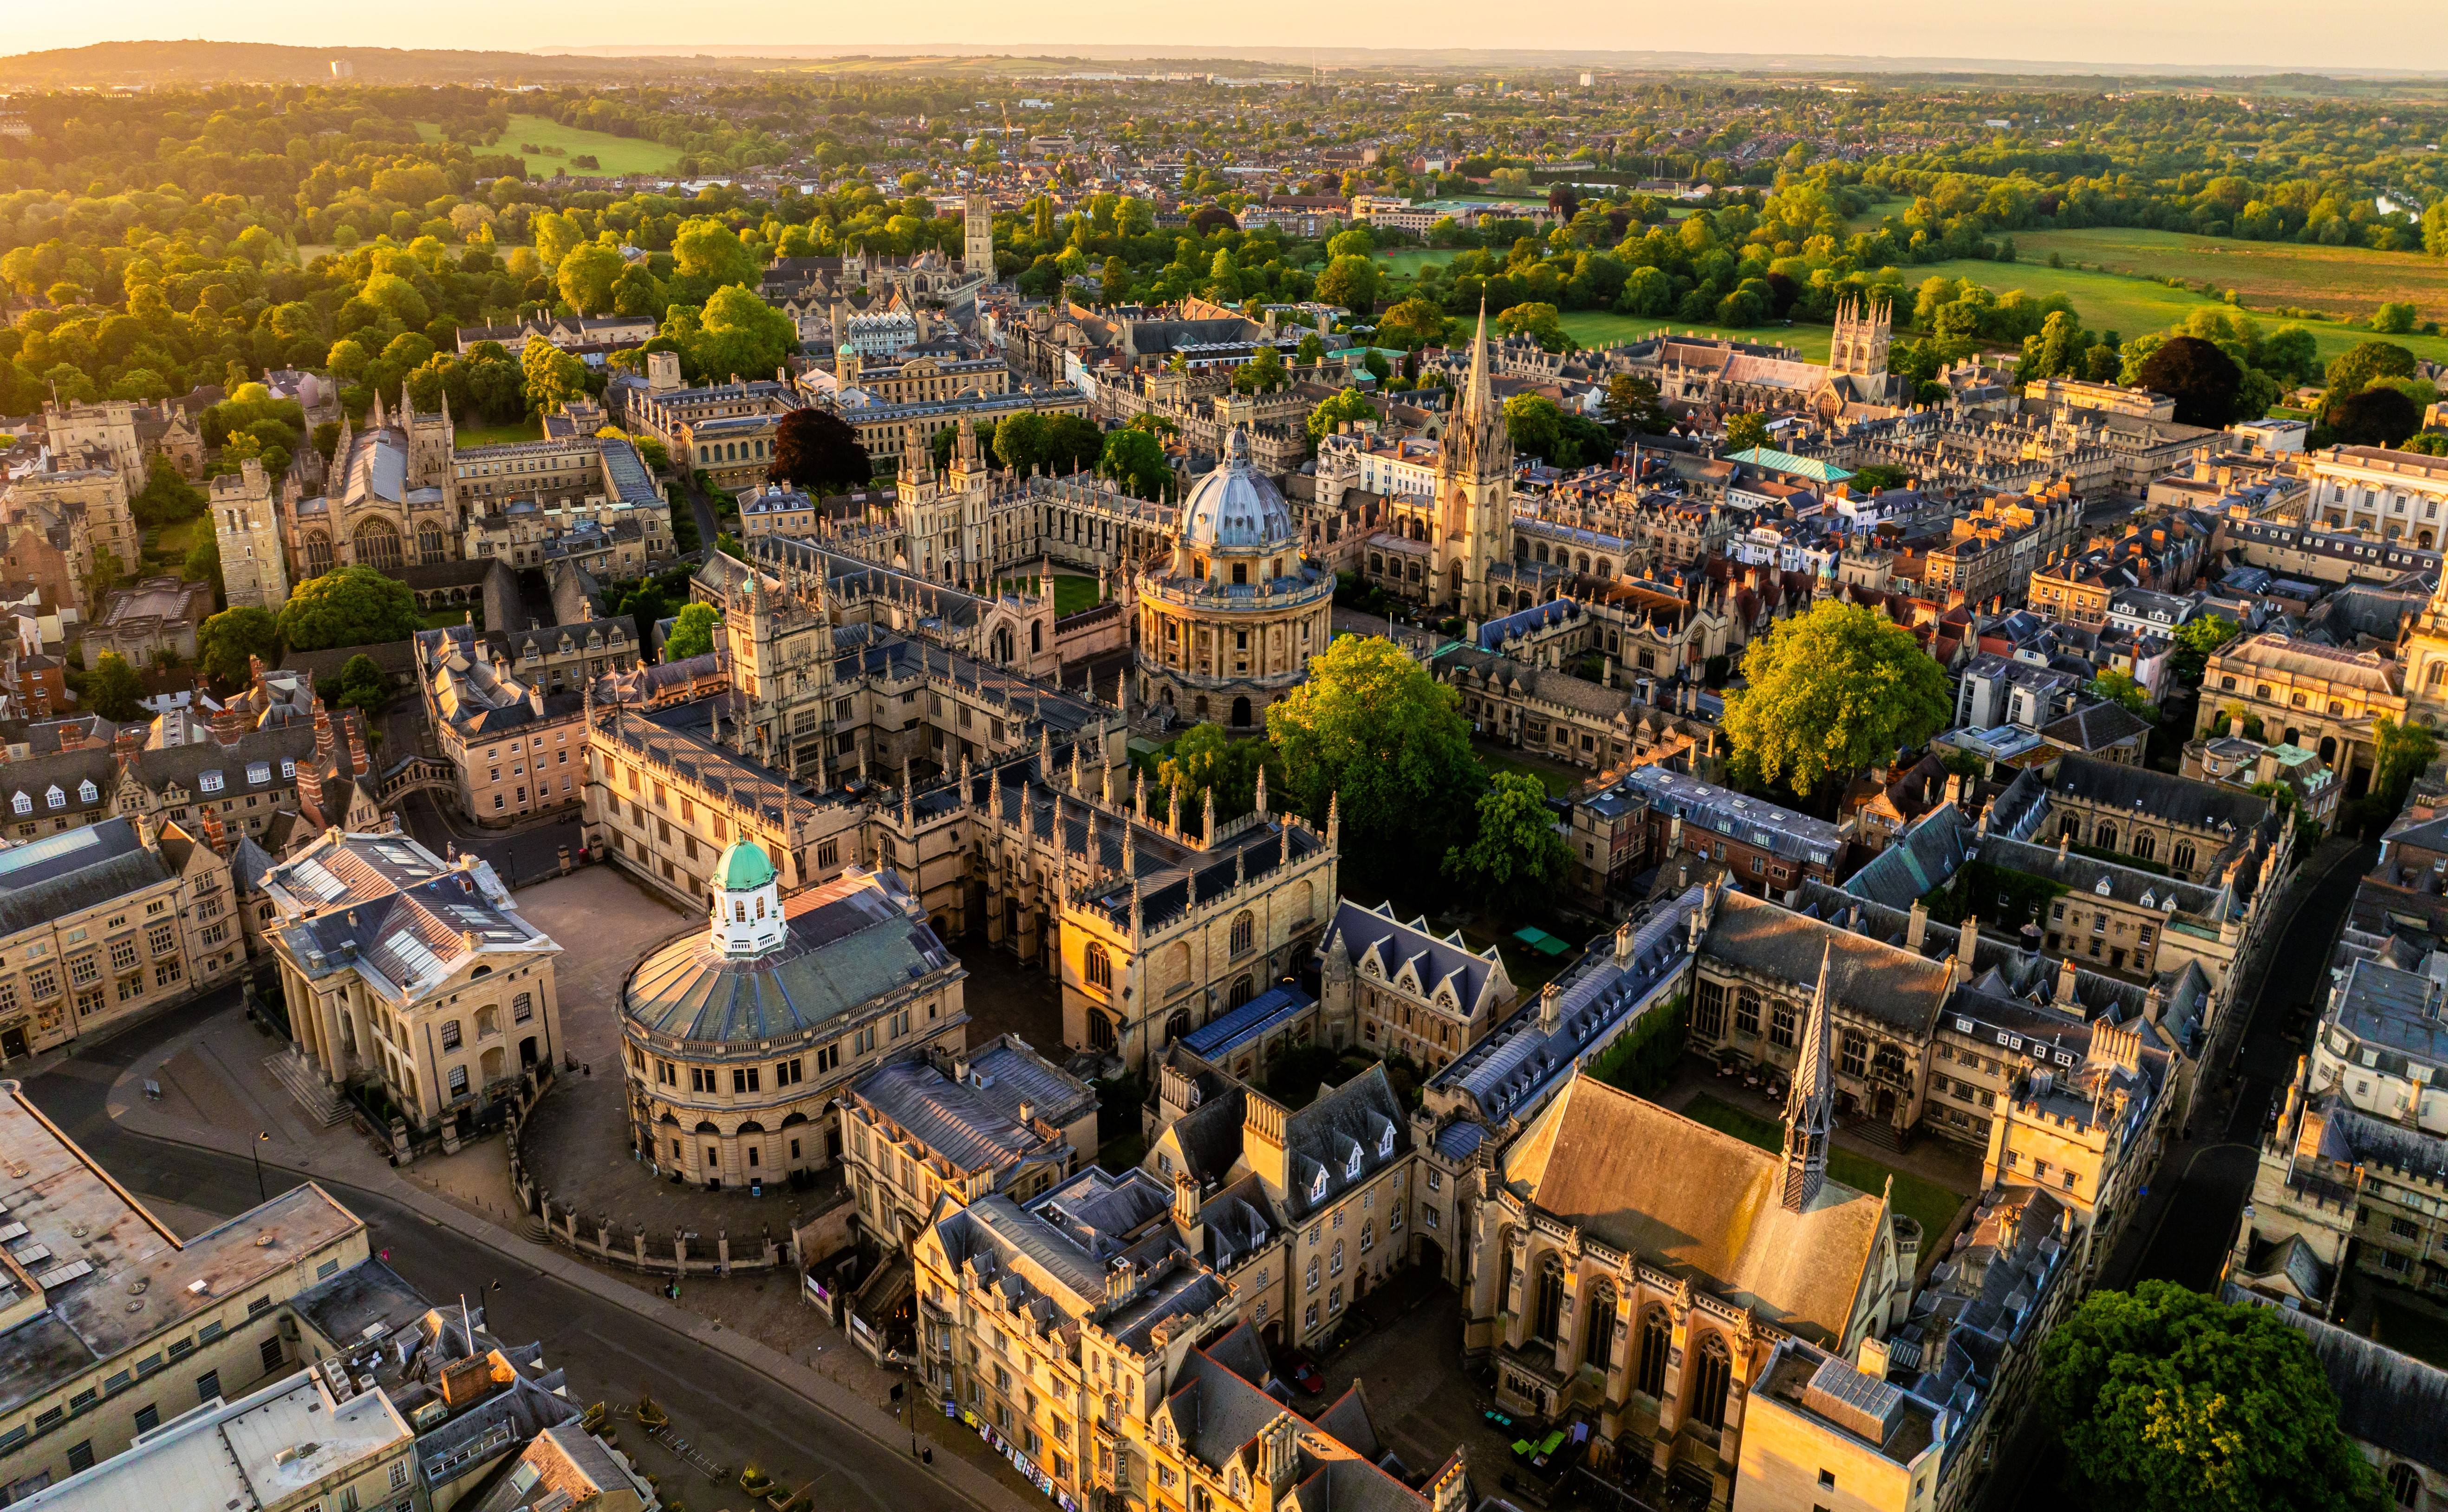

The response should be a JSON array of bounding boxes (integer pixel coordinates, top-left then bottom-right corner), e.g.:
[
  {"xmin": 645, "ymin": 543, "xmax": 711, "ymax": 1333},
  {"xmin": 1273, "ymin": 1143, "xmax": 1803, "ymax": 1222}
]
[
  {"xmin": 2372, "ymin": 300, "xmax": 2419, "ymax": 335},
  {"xmin": 1264, "ymin": 635, "xmax": 1485, "ymax": 899},
  {"xmin": 1042, "ymin": 414, "xmax": 1104, "ymax": 475},
  {"xmin": 1314, "ymin": 254, "xmax": 1381, "ymax": 313},
  {"xmin": 1442, "ymin": 772, "xmax": 1573, "ymax": 912},
  {"xmin": 197, "ymin": 606, "xmax": 280, "ymax": 686},
  {"xmin": 1601, "ymin": 374, "xmax": 1674, "ymax": 436},
  {"xmin": 1495, "ymin": 301, "xmax": 1569, "ymax": 351},
  {"xmin": 131, "ymin": 454, "xmax": 205, "ymax": 529},
  {"xmin": 671, "ymin": 218, "xmax": 760, "ymax": 291},
  {"xmin": 769, "ymin": 406, "xmax": 872, "ymax": 493},
  {"xmin": 2372, "ymin": 716, "xmax": 2440, "ymax": 817},
  {"xmin": 1377, "ymin": 297, "xmax": 1450, "ymax": 350},
  {"xmin": 1306, "ymin": 387, "xmax": 1379, "ymax": 449},
  {"xmin": 1503, "ymin": 393, "xmax": 1566, "ymax": 462},
  {"xmin": 2090, "ymin": 669, "xmax": 2156, "ymax": 720},
  {"xmin": 993, "ymin": 412, "xmax": 1051, "ymax": 474},
  {"xmin": 1723, "ymin": 412, "xmax": 1771, "ymax": 452},
  {"xmin": 86, "ymin": 651, "xmax": 145, "ymax": 722},
  {"xmin": 688, "ymin": 286, "xmax": 797, "ymax": 383},
  {"xmin": 1157, "ymin": 724, "xmax": 1283, "ymax": 822},
  {"xmin": 556, "ymin": 242, "xmax": 626, "ymax": 315},
  {"xmin": 2329, "ymin": 385, "xmax": 2422, "ymax": 448},
  {"xmin": 334, "ymin": 653, "xmax": 391, "ymax": 719},
  {"xmin": 276, "ymin": 565, "xmax": 420, "ymax": 653},
  {"xmin": 2036, "ymin": 1282, "xmax": 2383, "ymax": 1512},
  {"xmin": 1722, "ymin": 601, "xmax": 1952, "ymax": 800},
  {"xmin": 1100, "ymin": 426, "xmax": 1173, "ymax": 501},
  {"xmin": 1233, "ymin": 344, "xmax": 1288, "ymax": 396},
  {"xmin": 185, "ymin": 535, "xmax": 222, "ymax": 600},
  {"xmin": 664, "ymin": 602, "xmax": 720, "ymax": 660},
  {"xmin": 1296, "ymin": 332, "xmax": 1327, "ymax": 366},
  {"xmin": 2136, "ymin": 335, "xmax": 2246, "ymax": 428},
  {"xmin": 2168, "ymin": 613, "xmax": 2238, "ymax": 685},
  {"xmin": 520, "ymin": 334, "xmax": 588, "ymax": 414},
  {"xmin": 2324, "ymin": 339, "xmax": 2418, "ymax": 400}
]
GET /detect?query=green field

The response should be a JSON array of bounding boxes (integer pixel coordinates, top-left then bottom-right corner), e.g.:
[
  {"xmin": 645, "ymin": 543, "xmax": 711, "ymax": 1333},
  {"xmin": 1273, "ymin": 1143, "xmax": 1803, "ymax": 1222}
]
[
  {"xmin": 1677, "ymin": 1092, "xmax": 1970, "ymax": 1252},
  {"xmin": 454, "ymin": 418, "xmax": 543, "ymax": 448},
  {"xmin": 2005, "ymin": 227, "xmax": 2448, "ymax": 323},
  {"xmin": 998, "ymin": 572, "xmax": 1103, "ymax": 616},
  {"xmin": 417, "ymin": 113, "xmax": 681, "ymax": 178},
  {"xmin": 1913, "ymin": 257, "xmax": 2448, "ymax": 366},
  {"xmin": 1376, "ymin": 248, "xmax": 1463, "ymax": 275},
  {"xmin": 1561, "ymin": 309, "xmax": 1833, "ymax": 360}
]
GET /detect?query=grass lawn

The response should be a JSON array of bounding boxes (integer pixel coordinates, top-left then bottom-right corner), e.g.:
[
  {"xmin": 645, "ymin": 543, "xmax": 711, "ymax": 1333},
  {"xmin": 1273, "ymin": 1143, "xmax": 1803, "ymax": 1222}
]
[
  {"xmin": 2371, "ymin": 1291, "xmax": 2448, "ymax": 1371},
  {"xmin": 417, "ymin": 113, "xmax": 682, "ymax": 178},
  {"xmin": 143, "ymin": 516, "xmax": 203, "ymax": 570},
  {"xmin": 422, "ymin": 606, "xmax": 474, "ymax": 631},
  {"xmin": 1914, "ymin": 256, "xmax": 2448, "ymax": 368},
  {"xmin": 454, "ymin": 418, "xmax": 542, "ymax": 448},
  {"xmin": 1473, "ymin": 739, "xmax": 1581, "ymax": 798},
  {"xmin": 1376, "ymin": 248, "xmax": 1463, "ymax": 275},
  {"xmin": 999, "ymin": 573, "xmax": 1103, "ymax": 615},
  {"xmin": 1677, "ymin": 1091, "xmax": 1971, "ymax": 1248},
  {"xmin": 1561, "ymin": 310, "xmax": 1833, "ymax": 361},
  {"xmin": 2006, "ymin": 227, "xmax": 2448, "ymax": 324}
]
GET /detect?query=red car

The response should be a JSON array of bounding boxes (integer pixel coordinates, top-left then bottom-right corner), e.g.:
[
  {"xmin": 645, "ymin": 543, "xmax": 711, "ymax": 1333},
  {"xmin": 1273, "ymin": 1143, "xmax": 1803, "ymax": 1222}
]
[{"xmin": 1276, "ymin": 1350, "xmax": 1325, "ymax": 1396}]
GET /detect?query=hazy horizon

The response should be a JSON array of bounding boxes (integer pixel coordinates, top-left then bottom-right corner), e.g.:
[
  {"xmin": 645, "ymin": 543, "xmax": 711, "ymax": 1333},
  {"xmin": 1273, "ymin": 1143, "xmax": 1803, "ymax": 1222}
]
[{"xmin": 7, "ymin": 2, "xmax": 2448, "ymax": 75}]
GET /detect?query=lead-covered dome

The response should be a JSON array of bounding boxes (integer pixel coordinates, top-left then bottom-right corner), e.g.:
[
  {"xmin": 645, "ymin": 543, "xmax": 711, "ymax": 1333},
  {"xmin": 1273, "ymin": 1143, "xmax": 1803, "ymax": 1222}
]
[{"xmin": 1181, "ymin": 427, "xmax": 1296, "ymax": 551}]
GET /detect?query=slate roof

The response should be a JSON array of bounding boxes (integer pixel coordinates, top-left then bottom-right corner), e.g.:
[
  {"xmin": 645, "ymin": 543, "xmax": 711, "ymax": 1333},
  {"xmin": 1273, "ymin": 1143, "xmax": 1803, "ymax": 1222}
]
[
  {"xmin": 1320, "ymin": 900, "xmax": 1506, "ymax": 1021},
  {"xmin": 848, "ymin": 1037, "xmax": 1094, "ymax": 1178},
  {"xmin": 2265, "ymin": 1304, "xmax": 2448, "ymax": 1472},
  {"xmin": 267, "ymin": 831, "xmax": 553, "ymax": 1002},
  {"xmin": 1706, "ymin": 889, "xmax": 1955, "ymax": 1038},
  {"xmin": 0, "ymin": 818, "xmax": 170, "ymax": 934},
  {"xmin": 1500, "ymin": 1075, "xmax": 1887, "ymax": 1344},
  {"xmin": 625, "ymin": 867, "xmax": 962, "ymax": 1045},
  {"xmin": 2049, "ymin": 753, "xmax": 2271, "ymax": 836}
]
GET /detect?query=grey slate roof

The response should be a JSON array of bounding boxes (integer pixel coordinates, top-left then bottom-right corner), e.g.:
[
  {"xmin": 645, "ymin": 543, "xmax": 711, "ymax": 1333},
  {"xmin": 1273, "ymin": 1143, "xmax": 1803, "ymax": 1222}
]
[
  {"xmin": 0, "ymin": 818, "xmax": 168, "ymax": 934},
  {"xmin": 2265, "ymin": 1303, "xmax": 2448, "ymax": 1472}
]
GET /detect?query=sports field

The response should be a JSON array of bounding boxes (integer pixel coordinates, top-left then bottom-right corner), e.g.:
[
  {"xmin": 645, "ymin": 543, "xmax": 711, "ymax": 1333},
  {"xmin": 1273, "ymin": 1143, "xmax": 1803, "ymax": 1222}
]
[
  {"xmin": 1374, "ymin": 248, "xmax": 1463, "ymax": 275},
  {"xmin": 2005, "ymin": 227, "xmax": 2448, "ymax": 323},
  {"xmin": 418, "ymin": 113, "xmax": 681, "ymax": 177}
]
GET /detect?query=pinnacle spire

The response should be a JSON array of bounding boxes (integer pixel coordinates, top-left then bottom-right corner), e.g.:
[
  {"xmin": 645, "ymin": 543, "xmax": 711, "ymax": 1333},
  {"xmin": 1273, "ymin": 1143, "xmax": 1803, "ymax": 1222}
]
[{"xmin": 1781, "ymin": 942, "xmax": 1836, "ymax": 1212}]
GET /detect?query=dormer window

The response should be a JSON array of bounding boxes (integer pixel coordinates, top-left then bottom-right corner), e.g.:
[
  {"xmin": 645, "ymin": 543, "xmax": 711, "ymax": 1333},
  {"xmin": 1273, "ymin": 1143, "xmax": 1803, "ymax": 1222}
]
[
  {"xmin": 9, "ymin": 792, "xmax": 26, "ymax": 816},
  {"xmin": 1345, "ymin": 1146, "xmax": 1362, "ymax": 1178},
  {"xmin": 280, "ymin": 759, "xmax": 295, "ymax": 778},
  {"xmin": 1310, "ymin": 1169, "xmax": 1328, "ymax": 1200},
  {"xmin": 1378, "ymin": 1124, "xmax": 1394, "ymax": 1158},
  {"xmin": 45, "ymin": 785, "xmax": 64, "ymax": 810},
  {"xmin": 76, "ymin": 780, "xmax": 96, "ymax": 804},
  {"xmin": 247, "ymin": 763, "xmax": 270, "ymax": 785},
  {"xmin": 200, "ymin": 771, "xmax": 223, "ymax": 794}
]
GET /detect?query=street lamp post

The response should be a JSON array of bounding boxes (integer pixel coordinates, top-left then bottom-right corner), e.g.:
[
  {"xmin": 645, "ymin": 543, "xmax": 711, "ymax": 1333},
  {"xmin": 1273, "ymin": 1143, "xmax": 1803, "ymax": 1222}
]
[{"xmin": 250, "ymin": 1130, "xmax": 270, "ymax": 1202}]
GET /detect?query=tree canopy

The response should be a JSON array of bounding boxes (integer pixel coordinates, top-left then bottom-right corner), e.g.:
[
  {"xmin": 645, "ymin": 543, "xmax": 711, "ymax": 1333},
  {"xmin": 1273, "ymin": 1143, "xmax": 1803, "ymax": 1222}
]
[
  {"xmin": 663, "ymin": 602, "xmax": 720, "ymax": 661},
  {"xmin": 85, "ymin": 652, "xmax": 146, "ymax": 722},
  {"xmin": 1264, "ymin": 635, "xmax": 1484, "ymax": 898},
  {"xmin": 2136, "ymin": 335, "xmax": 2246, "ymax": 428},
  {"xmin": 1158, "ymin": 724, "xmax": 1284, "ymax": 824},
  {"xmin": 2036, "ymin": 1282, "xmax": 2383, "ymax": 1512},
  {"xmin": 198, "ymin": 605, "xmax": 281, "ymax": 686},
  {"xmin": 768, "ymin": 406, "xmax": 872, "ymax": 493},
  {"xmin": 1442, "ymin": 772, "xmax": 1573, "ymax": 911},
  {"xmin": 1722, "ymin": 601, "xmax": 1953, "ymax": 799},
  {"xmin": 276, "ymin": 565, "xmax": 421, "ymax": 653}
]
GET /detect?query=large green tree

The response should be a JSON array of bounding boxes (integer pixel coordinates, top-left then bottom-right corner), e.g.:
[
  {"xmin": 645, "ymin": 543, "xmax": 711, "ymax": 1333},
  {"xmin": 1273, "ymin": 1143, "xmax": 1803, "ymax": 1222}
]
[
  {"xmin": 1722, "ymin": 601, "xmax": 1952, "ymax": 799},
  {"xmin": 276, "ymin": 565, "xmax": 420, "ymax": 652},
  {"xmin": 1264, "ymin": 635, "xmax": 1484, "ymax": 898},
  {"xmin": 2137, "ymin": 335, "xmax": 2246, "ymax": 428},
  {"xmin": 1100, "ymin": 427, "xmax": 1173, "ymax": 501},
  {"xmin": 1158, "ymin": 723, "xmax": 1283, "ymax": 823},
  {"xmin": 1305, "ymin": 388, "xmax": 1379, "ymax": 449},
  {"xmin": 197, "ymin": 605, "xmax": 280, "ymax": 686},
  {"xmin": 520, "ymin": 334, "xmax": 588, "ymax": 414},
  {"xmin": 664, "ymin": 602, "xmax": 720, "ymax": 660},
  {"xmin": 769, "ymin": 406, "xmax": 872, "ymax": 493},
  {"xmin": 2036, "ymin": 1282, "xmax": 2383, "ymax": 1512},
  {"xmin": 2168, "ymin": 612, "xmax": 2239, "ymax": 685},
  {"xmin": 1442, "ymin": 772, "xmax": 1573, "ymax": 912},
  {"xmin": 85, "ymin": 651, "xmax": 145, "ymax": 722}
]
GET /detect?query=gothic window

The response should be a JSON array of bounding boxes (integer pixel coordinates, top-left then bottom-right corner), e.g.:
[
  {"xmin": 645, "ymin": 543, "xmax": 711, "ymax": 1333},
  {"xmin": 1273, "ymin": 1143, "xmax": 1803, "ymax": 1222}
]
[
  {"xmin": 305, "ymin": 532, "xmax": 333, "ymax": 575},
  {"xmin": 1733, "ymin": 990, "xmax": 1761, "ymax": 1038},
  {"xmin": 2059, "ymin": 816, "xmax": 2079, "ymax": 841},
  {"xmin": 1085, "ymin": 943, "xmax": 1112, "ymax": 990},
  {"xmin": 353, "ymin": 518, "xmax": 403, "ymax": 572},
  {"xmin": 1872, "ymin": 1042, "xmax": 1907, "ymax": 1083},
  {"xmin": 2131, "ymin": 832, "xmax": 2156, "ymax": 862},
  {"xmin": 2171, "ymin": 842, "xmax": 2196, "ymax": 874},
  {"xmin": 1769, "ymin": 1002, "xmax": 1797, "ymax": 1050},
  {"xmin": 1690, "ymin": 1334, "xmax": 1733, "ymax": 1430},
  {"xmin": 1839, "ymin": 1031, "xmax": 1868, "ymax": 1077},
  {"xmin": 1230, "ymin": 911, "xmax": 1254, "ymax": 957},
  {"xmin": 1533, "ymin": 1255, "xmax": 1566, "ymax": 1343},
  {"xmin": 1635, "ymin": 1307, "xmax": 1670, "ymax": 1399},
  {"xmin": 418, "ymin": 521, "xmax": 446, "ymax": 564},
  {"xmin": 1582, "ymin": 1283, "xmax": 1617, "ymax": 1372},
  {"xmin": 1695, "ymin": 979, "xmax": 1725, "ymax": 1039},
  {"xmin": 1228, "ymin": 975, "xmax": 1254, "ymax": 1009},
  {"xmin": 2093, "ymin": 823, "xmax": 2117, "ymax": 852},
  {"xmin": 2388, "ymin": 1462, "xmax": 2422, "ymax": 1509}
]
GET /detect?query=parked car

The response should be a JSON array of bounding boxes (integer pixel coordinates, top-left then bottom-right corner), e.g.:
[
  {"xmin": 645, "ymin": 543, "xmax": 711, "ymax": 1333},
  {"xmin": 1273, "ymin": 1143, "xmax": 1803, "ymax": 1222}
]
[{"xmin": 1275, "ymin": 1348, "xmax": 1325, "ymax": 1396}]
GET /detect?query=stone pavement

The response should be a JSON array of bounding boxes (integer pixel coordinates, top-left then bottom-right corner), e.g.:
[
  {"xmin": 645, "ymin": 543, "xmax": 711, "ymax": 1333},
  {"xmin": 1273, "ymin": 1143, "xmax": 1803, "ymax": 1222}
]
[{"xmin": 100, "ymin": 996, "xmax": 1042, "ymax": 1512}]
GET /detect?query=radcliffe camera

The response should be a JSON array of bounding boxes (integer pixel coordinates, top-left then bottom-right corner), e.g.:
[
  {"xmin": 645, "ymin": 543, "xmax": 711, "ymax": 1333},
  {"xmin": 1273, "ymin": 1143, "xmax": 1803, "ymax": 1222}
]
[{"xmin": 0, "ymin": 7, "xmax": 2441, "ymax": 1512}]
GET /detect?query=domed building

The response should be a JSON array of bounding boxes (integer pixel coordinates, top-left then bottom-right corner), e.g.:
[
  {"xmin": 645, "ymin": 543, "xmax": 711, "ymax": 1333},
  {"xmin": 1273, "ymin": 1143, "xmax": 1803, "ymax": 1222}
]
[
  {"xmin": 620, "ymin": 840, "xmax": 969, "ymax": 1189},
  {"xmin": 1134, "ymin": 427, "xmax": 1336, "ymax": 729}
]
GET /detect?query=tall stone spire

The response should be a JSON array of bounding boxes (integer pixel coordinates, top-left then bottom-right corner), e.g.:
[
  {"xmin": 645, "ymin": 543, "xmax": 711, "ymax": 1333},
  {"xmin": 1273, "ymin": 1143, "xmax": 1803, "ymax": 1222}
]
[
  {"xmin": 1438, "ymin": 298, "xmax": 1511, "ymax": 483},
  {"xmin": 1781, "ymin": 943, "xmax": 1836, "ymax": 1212}
]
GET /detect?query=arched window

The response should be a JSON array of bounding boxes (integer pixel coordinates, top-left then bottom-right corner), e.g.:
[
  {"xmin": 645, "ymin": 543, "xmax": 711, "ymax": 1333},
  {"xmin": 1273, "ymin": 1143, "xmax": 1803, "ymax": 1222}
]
[
  {"xmin": 2387, "ymin": 1461, "xmax": 2422, "ymax": 1509},
  {"xmin": 1496, "ymin": 1231, "xmax": 1517, "ymax": 1307},
  {"xmin": 1228, "ymin": 974, "xmax": 1254, "ymax": 1009},
  {"xmin": 1690, "ymin": 1334, "xmax": 1733, "ymax": 1429},
  {"xmin": 1088, "ymin": 1012, "xmax": 1116, "ymax": 1052},
  {"xmin": 1230, "ymin": 911, "xmax": 1254, "ymax": 956},
  {"xmin": 1085, "ymin": 942, "xmax": 1112, "ymax": 990},
  {"xmin": 1635, "ymin": 1307, "xmax": 1670, "ymax": 1398},
  {"xmin": 305, "ymin": 532, "xmax": 333, "ymax": 576},
  {"xmin": 2171, "ymin": 841, "xmax": 2196, "ymax": 874},
  {"xmin": 1582, "ymin": 1283, "xmax": 1617, "ymax": 1372},
  {"xmin": 1734, "ymin": 990, "xmax": 1761, "ymax": 1038},
  {"xmin": 2060, "ymin": 816, "xmax": 2080, "ymax": 841},
  {"xmin": 417, "ymin": 520, "xmax": 446, "ymax": 564},
  {"xmin": 1533, "ymin": 1255, "xmax": 1566, "ymax": 1343},
  {"xmin": 2132, "ymin": 832, "xmax": 2156, "ymax": 862},
  {"xmin": 2094, "ymin": 823, "xmax": 2117, "ymax": 852}
]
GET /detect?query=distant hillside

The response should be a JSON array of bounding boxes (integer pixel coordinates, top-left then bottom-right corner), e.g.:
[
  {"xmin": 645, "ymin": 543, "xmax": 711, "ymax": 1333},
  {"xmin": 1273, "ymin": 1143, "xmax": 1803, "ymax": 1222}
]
[{"xmin": 0, "ymin": 40, "xmax": 742, "ymax": 87}]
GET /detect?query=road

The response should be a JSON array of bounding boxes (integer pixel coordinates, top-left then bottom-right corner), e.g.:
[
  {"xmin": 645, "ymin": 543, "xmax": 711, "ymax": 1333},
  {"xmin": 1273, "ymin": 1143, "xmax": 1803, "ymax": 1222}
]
[
  {"xmin": 394, "ymin": 787, "xmax": 586, "ymax": 890},
  {"xmin": 14, "ymin": 1007, "xmax": 984, "ymax": 1512},
  {"xmin": 1987, "ymin": 836, "xmax": 2371, "ymax": 1512}
]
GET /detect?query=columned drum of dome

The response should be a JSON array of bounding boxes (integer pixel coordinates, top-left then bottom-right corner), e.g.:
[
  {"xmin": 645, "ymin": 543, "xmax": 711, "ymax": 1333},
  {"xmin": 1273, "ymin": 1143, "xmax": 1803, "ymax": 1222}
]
[
  {"xmin": 1135, "ymin": 426, "xmax": 1336, "ymax": 729},
  {"xmin": 619, "ymin": 862, "xmax": 969, "ymax": 1189}
]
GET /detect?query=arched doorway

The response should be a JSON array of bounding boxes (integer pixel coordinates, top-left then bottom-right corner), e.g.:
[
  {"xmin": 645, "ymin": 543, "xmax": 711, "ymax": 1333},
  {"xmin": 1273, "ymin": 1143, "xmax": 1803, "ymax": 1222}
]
[
  {"xmin": 1231, "ymin": 695, "xmax": 1252, "ymax": 727},
  {"xmin": 353, "ymin": 517, "xmax": 403, "ymax": 572}
]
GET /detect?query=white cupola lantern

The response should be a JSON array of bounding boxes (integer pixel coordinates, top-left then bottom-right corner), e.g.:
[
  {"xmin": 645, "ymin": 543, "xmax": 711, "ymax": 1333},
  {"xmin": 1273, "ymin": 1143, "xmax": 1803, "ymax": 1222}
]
[{"xmin": 710, "ymin": 840, "xmax": 787, "ymax": 957}]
